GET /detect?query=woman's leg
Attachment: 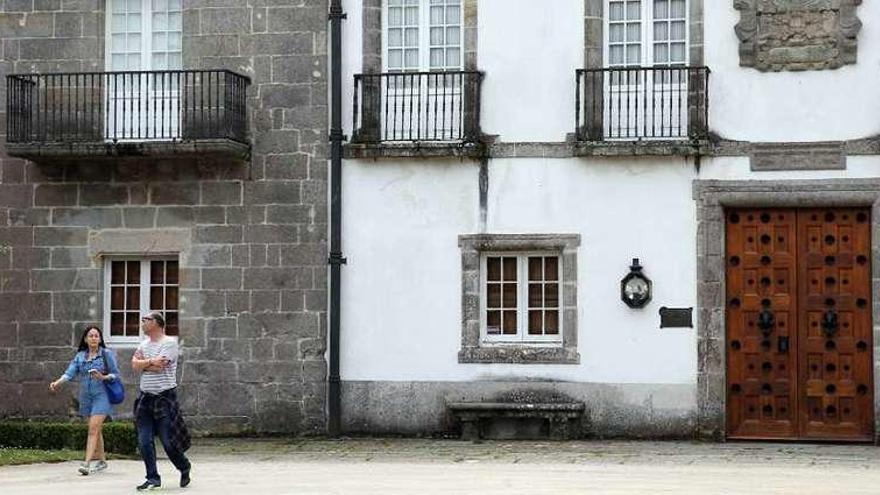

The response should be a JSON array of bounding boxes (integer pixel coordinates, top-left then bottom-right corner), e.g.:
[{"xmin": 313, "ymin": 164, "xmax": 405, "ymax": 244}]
[
  {"xmin": 96, "ymin": 422, "xmax": 106, "ymax": 462},
  {"xmin": 84, "ymin": 414, "xmax": 106, "ymax": 463}
]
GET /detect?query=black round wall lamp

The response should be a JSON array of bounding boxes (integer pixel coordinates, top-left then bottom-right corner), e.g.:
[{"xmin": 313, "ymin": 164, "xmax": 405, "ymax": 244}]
[{"xmin": 621, "ymin": 258, "xmax": 652, "ymax": 309}]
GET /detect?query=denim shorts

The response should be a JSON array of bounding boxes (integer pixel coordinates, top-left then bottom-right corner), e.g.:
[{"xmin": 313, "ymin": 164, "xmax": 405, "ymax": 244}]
[{"xmin": 79, "ymin": 380, "xmax": 113, "ymax": 417}]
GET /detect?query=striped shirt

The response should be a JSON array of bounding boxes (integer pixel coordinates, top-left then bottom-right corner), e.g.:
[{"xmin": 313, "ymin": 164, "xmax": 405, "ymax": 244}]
[{"xmin": 136, "ymin": 336, "xmax": 179, "ymax": 394}]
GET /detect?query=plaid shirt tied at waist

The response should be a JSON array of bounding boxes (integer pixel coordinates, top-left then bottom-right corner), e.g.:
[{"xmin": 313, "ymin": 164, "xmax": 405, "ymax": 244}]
[{"xmin": 134, "ymin": 388, "xmax": 192, "ymax": 453}]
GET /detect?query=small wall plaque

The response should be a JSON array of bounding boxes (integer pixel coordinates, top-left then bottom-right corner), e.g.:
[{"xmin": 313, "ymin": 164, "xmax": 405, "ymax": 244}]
[
  {"xmin": 750, "ymin": 142, "xmax": 845, "ymax": 171},
  {"xmin": 659, "ymin": 307, "xmax": 693, "ymax": 328}
]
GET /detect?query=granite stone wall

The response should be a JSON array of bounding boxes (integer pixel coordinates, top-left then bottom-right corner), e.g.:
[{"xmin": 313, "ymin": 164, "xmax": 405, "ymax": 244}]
[{"xmin": 0, "ymin": 0, "xmax": 328, "ymax": 434}]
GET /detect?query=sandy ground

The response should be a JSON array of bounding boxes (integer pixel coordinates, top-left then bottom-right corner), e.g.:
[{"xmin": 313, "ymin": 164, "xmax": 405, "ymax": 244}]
[{"xmin": 2, "ymin": 438, "xmax": 879, "ymax": 494}]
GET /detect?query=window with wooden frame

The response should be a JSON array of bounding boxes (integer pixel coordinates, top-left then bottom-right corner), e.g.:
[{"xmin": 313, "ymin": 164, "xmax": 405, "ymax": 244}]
[
  {"xmin": 606, "ymin": 0, "xmax": 687, "ymax": 67},
  {"xmin": 103, "ymin": 258, "xmax": 179, "ymax": 344},
  {"xmin": 482, "ymin": 253, "xmax": 562, "ymax": 343}
]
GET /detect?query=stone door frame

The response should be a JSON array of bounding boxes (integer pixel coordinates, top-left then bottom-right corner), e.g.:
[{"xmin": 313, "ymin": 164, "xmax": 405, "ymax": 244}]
[{"xmin": 694, "ymin": 179, "xmax": 880, "ymax": 442}]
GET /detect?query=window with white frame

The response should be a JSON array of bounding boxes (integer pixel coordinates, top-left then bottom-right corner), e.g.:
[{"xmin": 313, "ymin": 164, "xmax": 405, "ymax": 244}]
[
  {"xmin": 385, "ymin": 0, "xmax": 462, "ymax": 72},
  {"xmin": 107, "ymin": 0, "xmax": 182, "ymax": 72},
  {"xmin": 482, "ymin": 254, "xmax": 562, "ymax": 343},
  {"xmin": 106, "ymin": 0, "xmax": 183, "ymax": 139},
  {"xmin": 103, "ymin": 258, "xmax": 179, "ymax": 343},
  {"xmin": 379, "ymin": 0, "xmax": 465, "ymax": 141},
  {"xmin": 607, "ymin": 0, "xmax": 687, "ymax": 67}
]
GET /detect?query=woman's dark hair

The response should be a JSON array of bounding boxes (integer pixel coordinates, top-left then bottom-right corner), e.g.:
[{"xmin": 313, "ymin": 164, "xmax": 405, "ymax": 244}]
[{"xmin": 77, "ymin": 325, "xmax": 107, "ymax": 352}]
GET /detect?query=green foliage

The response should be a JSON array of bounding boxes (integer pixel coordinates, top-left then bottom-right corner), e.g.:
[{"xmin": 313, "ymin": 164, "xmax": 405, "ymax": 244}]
[
  {"xmin": 0, "ymin": 448, "xmax": 83, "ymax": 467},
  {"xmin": 0, "ymin": 420, "xmax": 138, "ymax": 456}
]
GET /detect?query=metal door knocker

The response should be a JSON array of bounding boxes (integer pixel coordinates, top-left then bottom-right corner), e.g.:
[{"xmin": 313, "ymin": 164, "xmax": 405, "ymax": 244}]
[
  {"xmin": 822, "ymin": 309, "xmax": 839, "ymax": 338},
  {"xmin": 758, "ymin": 308, "xmax": 775, "ymax": 336}
]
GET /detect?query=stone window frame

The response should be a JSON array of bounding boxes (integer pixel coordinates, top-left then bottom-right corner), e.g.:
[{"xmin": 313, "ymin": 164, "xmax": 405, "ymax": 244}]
[
  {"xmin": 579, "ymin": 0, "xmax": 706, "ymax": 144},
  {"xmin": 693, "ymin": 180, "xmax": 880, "ymax": 442},
  {"xmin": 89, "ymin": 228, "xmax": 191, "ymax": 348},
  {"xmin": 363, "ymin": 0, "xmax": 479, "ymax": 73},
  {"xmin": 584, "ymin": 0, "xmax": 704, "ymax": 70},
  {"xmin": 458, "ymin": 234, "xmax": 580, "ymax": 364}
]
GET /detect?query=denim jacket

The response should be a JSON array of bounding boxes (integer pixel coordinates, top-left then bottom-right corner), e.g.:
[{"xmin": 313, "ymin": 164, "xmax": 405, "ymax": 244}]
[{"xmin": 61, "ymin": 348, "xmax": 122, "ymax": 389}]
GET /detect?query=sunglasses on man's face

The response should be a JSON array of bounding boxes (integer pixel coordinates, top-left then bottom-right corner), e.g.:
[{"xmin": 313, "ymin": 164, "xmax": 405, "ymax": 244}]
[{"xmin": 141, "ymin": 317, "xmax": 154, "ymax": 322}]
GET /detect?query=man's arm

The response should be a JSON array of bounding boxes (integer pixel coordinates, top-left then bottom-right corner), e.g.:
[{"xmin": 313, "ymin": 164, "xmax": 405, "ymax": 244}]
[
  {"xmin": 132, "ymin": 348, "xmax": 169, "ymax": 372},
  {"xmin": 131, "ymin": 348, "xmax": 148, "ymax": 372},
  {"xmin": 162, "ymin": 340, "xmax": 179, "ymax": 363}
]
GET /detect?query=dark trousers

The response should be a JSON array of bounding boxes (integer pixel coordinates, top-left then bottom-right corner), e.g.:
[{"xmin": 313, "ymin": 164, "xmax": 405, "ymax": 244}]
[{"xmin": 136, "ymin": 394, "xmax": 191, "ymax": 484}]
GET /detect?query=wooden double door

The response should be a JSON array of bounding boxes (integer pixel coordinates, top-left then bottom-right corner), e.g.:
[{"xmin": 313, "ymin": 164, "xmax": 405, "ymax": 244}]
[{"xmin": 726, "ymin": 208, "xmax": 874, "ymax": 441}]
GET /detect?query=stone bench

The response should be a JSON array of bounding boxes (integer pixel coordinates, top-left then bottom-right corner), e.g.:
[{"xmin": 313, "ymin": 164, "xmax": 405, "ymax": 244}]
[{"xmin": 447, "ymin": 402, "xmax": 586, "ymax": 441}]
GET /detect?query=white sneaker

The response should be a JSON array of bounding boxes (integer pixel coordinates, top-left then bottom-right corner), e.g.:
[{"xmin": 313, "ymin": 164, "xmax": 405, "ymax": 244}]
[
  {"xmin": 93, "ymin": 460, "xmax": 108, "ymax": 472},
  {"xmin": 78, "ymin": 462, "xmax": 91, "ymax": 476}
]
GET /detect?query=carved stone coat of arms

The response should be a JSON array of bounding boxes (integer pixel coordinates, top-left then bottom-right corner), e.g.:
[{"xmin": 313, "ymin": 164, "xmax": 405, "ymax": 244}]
[{"xmin": 734, "ymin": 0, "xmax": 862, "ymax": 71}]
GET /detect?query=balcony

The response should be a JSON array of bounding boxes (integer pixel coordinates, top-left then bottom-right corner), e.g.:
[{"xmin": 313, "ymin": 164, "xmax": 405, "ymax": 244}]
[
  {"xmin": 5, "ymin": 69, "xmax": 250, "ymax": 161},
  {"xmin": 347, "ymin": 71, "xmax": 483, "ymax": 158},
  {"xmin": 574, "ymin": 66, "xmax": 710, "ymax": 155}
]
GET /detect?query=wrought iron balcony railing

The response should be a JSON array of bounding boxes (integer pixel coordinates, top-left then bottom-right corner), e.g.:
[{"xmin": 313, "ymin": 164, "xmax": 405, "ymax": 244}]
[
  {"xmin": 575, "ymin": 66, "xmax": 710, "ymax": 142},
  {"xmin": 6, "ymin": 69, "xmax": 250, "ymax": 148},
  {"xmin": 352, "ymin": 71, "xmax": 483, "ymax": 144}
]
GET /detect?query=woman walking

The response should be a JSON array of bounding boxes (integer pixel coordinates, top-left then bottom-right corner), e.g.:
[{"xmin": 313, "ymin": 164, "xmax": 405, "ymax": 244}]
[{"xmin": 49, "ymin": 325, "xmax": 122, "ymax": 475}]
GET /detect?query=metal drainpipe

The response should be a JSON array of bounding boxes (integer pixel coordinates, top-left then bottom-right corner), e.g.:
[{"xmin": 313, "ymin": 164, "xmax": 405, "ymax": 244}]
[{"xmin": 328, "ymin": 0, "xmax": 346, "ymax": 437}]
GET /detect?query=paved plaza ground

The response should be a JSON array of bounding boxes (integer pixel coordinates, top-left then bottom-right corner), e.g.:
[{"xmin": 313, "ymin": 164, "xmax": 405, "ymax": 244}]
[{"xmin": 2, "ymin": 438, "xmax": 880, "ymax": 494}]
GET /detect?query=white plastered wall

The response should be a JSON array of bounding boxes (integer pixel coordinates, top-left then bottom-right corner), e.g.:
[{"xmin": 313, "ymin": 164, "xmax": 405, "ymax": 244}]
[
  {"xmin": 341, "ymin": 157, "xmax": 699, "ymax": 385},
  {"xmin": 336, "ymin": 0, "xmax": 880, "ymax": 394},
  {"xmin": 705, "ymin": 2, "xmax": 880, "ymax": 142},
  {"xmin": 478, "ymin": 0, "xmax": 584, "ymax": 142},
  {"xmin": 342, "ymin": 0, "xmax": 880, "ymax": 143}
]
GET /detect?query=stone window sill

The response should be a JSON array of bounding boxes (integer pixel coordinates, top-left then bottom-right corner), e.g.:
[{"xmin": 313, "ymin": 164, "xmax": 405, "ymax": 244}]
[
  {"xmin": 458, "ymin": 345, "xmax": 580, "ymax": 364},
  {"xmin": 6, "ymin": 138, "xmax": 250, "ymax": 163},
  {"xmin": 344, "ymin": 141, "xmax": 483, "ymax": 159},
  {"xmin": 572, "ymin": 139, "xmax": 710, "ymax": 157},
  {"xmin": 342, "ymin": 140, "xmax": 712, "ymax": 159}
]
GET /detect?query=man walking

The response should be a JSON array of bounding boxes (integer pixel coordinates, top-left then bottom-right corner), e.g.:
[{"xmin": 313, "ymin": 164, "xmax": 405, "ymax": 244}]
[{"xmin": 132, "ymin": 310, "xmax": 192, "ymax": 491}]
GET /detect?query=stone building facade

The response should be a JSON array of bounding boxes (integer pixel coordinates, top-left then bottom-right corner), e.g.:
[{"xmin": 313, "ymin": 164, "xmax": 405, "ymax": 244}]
[{"xmin": 0, "ymin": 0, "xmax": 328, "ymax": 434}]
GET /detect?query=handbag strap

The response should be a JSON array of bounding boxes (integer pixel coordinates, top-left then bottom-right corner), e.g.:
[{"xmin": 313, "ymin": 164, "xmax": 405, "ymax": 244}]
[{"xmin": 101, "ymin": 348, "xmax": 110, "ymax": 374}]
